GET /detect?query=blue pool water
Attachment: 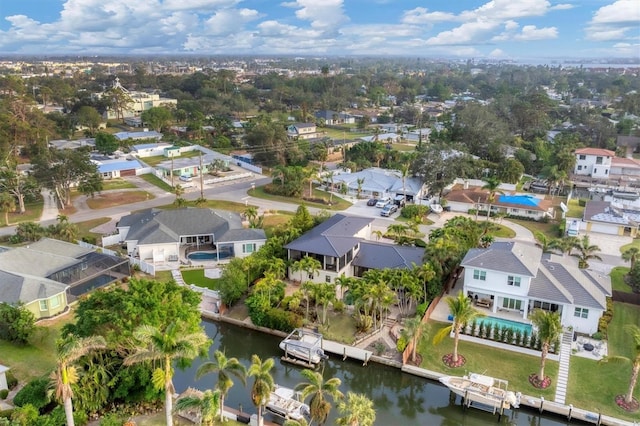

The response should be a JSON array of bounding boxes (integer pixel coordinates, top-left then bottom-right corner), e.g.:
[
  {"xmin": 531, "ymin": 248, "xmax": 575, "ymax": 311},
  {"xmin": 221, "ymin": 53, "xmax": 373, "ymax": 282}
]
[
  {"xmin": 498, "ymin": 194, "xmax": 541, "ymax": 207},
  {"xmin": 187, "ymin": 250, "xmax": 232, "ymax": 260},
  {"xmin": 478, "ymin": 317, "xmax": 532, "ymax": 334}
]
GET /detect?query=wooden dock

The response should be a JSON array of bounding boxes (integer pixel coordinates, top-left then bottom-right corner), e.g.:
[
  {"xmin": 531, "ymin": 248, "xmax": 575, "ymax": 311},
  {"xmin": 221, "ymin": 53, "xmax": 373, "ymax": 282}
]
[{"xmin": 322, "ymin": 339, "xmax": 373, "ymax": 365}]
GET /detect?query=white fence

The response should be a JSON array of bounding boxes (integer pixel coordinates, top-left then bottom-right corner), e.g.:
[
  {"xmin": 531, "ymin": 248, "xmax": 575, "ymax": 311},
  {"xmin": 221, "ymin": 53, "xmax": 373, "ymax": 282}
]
[
  {"xmin": 235, "ymin": 160, "xmax": 262, "ymax": 174},
  {"xmin": 203, "ymin": 172, "xmax": 253, "ymax": 185},
  {"xmin": 130, "ymin": 258, "xmax": 155, "ymax": 276},
  {"xmin": 101, "ymin": 234, "xmax": 122, "ymax": 247},
  {"xmin": 76, "ymin": 240, "xmax": 120, "ymax": 257}
]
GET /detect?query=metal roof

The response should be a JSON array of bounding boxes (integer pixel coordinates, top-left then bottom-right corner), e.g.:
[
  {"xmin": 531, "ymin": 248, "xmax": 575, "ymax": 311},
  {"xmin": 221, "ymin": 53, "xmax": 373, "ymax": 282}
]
[{"xmin": 352, "ymin": 242, "xmax": 424, "ymax": 270}]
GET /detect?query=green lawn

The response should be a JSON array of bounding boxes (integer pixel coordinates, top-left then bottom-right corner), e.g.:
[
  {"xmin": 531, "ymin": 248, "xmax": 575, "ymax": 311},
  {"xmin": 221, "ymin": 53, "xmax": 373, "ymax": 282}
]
[
  {"xmin": 391, "ymin": 143, "xmax": 417, "ymax": 152},
  {"xmin": 141, "ymin": 151, "xmax": 201, "ymax": 167},
  {"xmin": 484, "ymin": 223, "xmax": 517, "ymax": 238},
  {"xmin": 620, "ymin": 239, "xmax": 640, "ymax": 254},
  {"xmin": 507, "ymin": 218, "xmax": 561, "ymax": 239},
  {"xmin": 0, "ymin": 313, "xmax": 74, "ymax": 382},
  {"xmin": 322, "ymin": 127, "xmax": 370, "ymax": 140},
  {"xmin": 153, "ymin": 199, "xmax": 253, "ymax": 214},
  {"xmin": 138, "ymin": 173, "xmax": 174, "ymax": 192},
  {"xmin": 248, "ymin": 185, "xmax": 352, "ymax": 211},
  {"xmin": 318, "ymin": 312, "xmax": 358, "ymax": 345},
  {"xmin": 180, "ymin": 269, "xmax": 219, "ymax": 290},
  {"xmin": 6, "ymin": 201, "xmax": 44, "ymax": 227},
  {"xmin": 566, "ymin": 198, "xmax": 585, "ymax": 218},
  {"xmin": 418, "ymin": 322, "xmax": 558, "ymax": 400},
  {"xmin": 101, "ymin": 179, "xmax": 137, "ymax": 190},
  {"xmin": 610, "ymin": 266, "xmax": 634, "ymax": 293},
  {"xmin": 76, "ymin": 217, "xmax": 111, "ymax": 242},
  {"xmin": 566, "ymin": 302, "xmax": 640, "ymax": 421}
]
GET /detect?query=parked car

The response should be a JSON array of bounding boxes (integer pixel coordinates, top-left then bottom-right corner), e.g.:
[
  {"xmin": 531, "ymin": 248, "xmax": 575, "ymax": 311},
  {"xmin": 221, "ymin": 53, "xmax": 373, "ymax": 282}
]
[
  {"xmin": 393, "ymin": 195, "xmax": 406, "ymax": 207},
  {"xmin": 179, "ymin": 175, "xmax": 193, "ymax": 182},
  {"xmin": 367, "ymin": 198, "xmax": 379, "ymax": 206},
  {"xmin": 380, "ymin": 204, "xmax": 398, "ymax": 217},
  {"xmin": 375, "ymin": 197, "xmax": 391, "ymax": 208}
]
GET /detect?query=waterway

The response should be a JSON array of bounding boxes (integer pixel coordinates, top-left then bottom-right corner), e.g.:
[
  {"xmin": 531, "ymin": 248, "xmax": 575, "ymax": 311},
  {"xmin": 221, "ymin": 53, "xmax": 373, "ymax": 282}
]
[{"xmin": 173, "ymin": 320, "xmax": 575, "ymax": 426}]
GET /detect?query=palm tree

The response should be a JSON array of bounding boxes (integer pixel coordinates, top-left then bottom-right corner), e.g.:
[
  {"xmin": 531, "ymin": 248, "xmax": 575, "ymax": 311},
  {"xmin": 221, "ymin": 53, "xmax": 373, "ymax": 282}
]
[
  {"xmin": 0, "ymin": 192, "xmax": 15, "ymax": 226},
  {"xmin": 174, "ymin": 389, "xmax": 221, "ymax": 426},
  {"xmin": 356, "ymin": 178, "xmax": 365, "ymax": 199},
  {"xmin": 336, "ymin": 392, "xmax": 376, "ymax": 426},
  {"xmin": 622, "ymin": 247, "xmax": 640, "ymax": 270},
  {"xmin": 433, "ymin": 291, "xmax": 485, "ymax": 366},
  {"xmin": 371, "ymin": 230, "xmax": 383, "ymax": 241},
  {"xmin": 196, "ymin": 350, "xmax": 247, "ymax": 422},
  {"xmin": 528, "ymin": 309, "xmax": 562, "ymax": 388},
  {"xmin": 599, "ymin": 325, "xmax": 640, "ymax": 406},
  {"xmin": 534, "ymin": 232, "xmax": 560, "ymax": 254},
  {"xmin": 327, "ymin": 171, "xmax": 335, "ymax": 204},
  {"xmin": 173, "ymin": 184, "xmax": 186, "ymax": 207},
  {"xmin": 571, "ymin": 235, "xmax": 602, "ymax": 269},
  {"xmin": 402, "ymin": 315, "xmax": 424, "ymax": 365},
  {"xmin": 124, "ymin": 323, "xmax": 210, "ymax": 426},
  {"xmin": 481, "ymin": 177, "xmax": 503, "ymax": 221},
  {"xmin": 296, "ymin": 369, "xmax": 344, "ymax": 426},
  {"xmin": 51, "ymin": 335, "xmax": 107, "ymax": 426},
  {"xmin": 248, "ymin": 355, "xmax": 275, "ymax": 426}
]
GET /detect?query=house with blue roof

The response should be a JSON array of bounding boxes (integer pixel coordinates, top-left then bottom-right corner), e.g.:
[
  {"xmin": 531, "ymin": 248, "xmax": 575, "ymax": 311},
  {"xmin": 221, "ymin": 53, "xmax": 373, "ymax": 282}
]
[
  {"xmin": 91, "ymin": 157, "xmax": 144, "ymax": 179},
  {"xmin": 461, "ymin": 242, "xmax": 611, "ymax": 335},
  {"xmin": 131, "ymin": 142, "xmax": 173, "ymax": 158},
  {"xmin": 444, "ymin": 188, "xmax": 554, "ymax": 220}
]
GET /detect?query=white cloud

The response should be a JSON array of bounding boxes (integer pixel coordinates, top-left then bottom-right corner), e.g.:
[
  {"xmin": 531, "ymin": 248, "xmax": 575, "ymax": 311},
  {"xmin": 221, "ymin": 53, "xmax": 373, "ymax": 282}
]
[
  {"xmin": 513, "ymin": 25, "xmax": 558, "ymax": 40},
  {"xmin": 550, "ymin": 3, "xmax": 574, "ymax": 11},
  {"xmin": 426, "ymin": 21, "xmax": 501, "ymax": 46},
  {"xmin": 282, "ymin": 0, "xmax": 349, "ymax": 33},
  {"xmin": 489, "ymin": 48, "xmax": 506, "ymax": 57},
  {"xmin": 204, "ymin": 8, "xmax": 261, "ymax": 36},
  {"xmin": 401, "ymin": 7, "xmax": 456, "ymax": 24},
  {"xmin": 586, "ymin": 0, "xmax": 640, "ymax": 41}
]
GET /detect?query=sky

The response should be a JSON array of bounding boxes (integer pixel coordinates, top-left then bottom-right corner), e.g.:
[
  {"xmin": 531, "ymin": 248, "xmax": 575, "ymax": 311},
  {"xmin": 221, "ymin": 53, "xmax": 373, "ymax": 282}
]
[{"xmin": 0, "ymin": 0, "xmax": 638, "ymax": 60}]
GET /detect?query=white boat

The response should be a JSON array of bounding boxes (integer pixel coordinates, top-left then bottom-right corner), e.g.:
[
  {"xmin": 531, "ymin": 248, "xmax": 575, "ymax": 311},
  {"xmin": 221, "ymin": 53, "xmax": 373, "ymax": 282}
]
[
  {"xmin": 430, "ymin": 204, "xmax": 443, "ymax": 214},
  {"xmin": 279, "ymin": 328, "xmax": 328, "ymax": 365},
  {"xmin": 265, "ymin": 384, "xmax": 310, "ymax": 421},
  {"xmin": 439, "ymin": 373, "xmax": 520, "ymax": 410},
  {"xmin": 612, "ymin": 190, "xmax": 640, "ymax": 200}
]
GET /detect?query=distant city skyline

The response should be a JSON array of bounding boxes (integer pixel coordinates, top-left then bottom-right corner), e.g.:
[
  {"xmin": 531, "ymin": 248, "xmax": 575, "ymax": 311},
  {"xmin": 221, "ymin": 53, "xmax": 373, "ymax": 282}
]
[{"xmin": 0, "ymin": 0, "xmax": 638, "ymax": 61}]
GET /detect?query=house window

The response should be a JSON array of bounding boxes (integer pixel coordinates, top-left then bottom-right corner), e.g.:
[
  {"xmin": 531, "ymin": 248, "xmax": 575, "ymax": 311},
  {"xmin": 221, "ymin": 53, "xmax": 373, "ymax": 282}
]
[
  {"xmin": 50, "ymin": 295, "xmax": 61, "ymax": 309},
  {"xmin": 502, "ymin": 298, "xmax": 522, "ymax": 310},
  {"xmin": 577, "ymin": 165, "xmax": 582, "ymax": 171},
  {"xmin": 242, "ymin": 243, "xmax": 256, "ymax": 254},
  {"xmin": 574, "ymin": 307, "xmax": 589, "ymax": 319},
  {"xmin": 508, "ymin": 276, "xmax": 521, "ymax": 287},
  {"xmin": 39, "ymin": 300, "xmax": 48, "ymax": 311},
  {"xmin": 579, "ymin": 155, "xmax": 586, "ymax": 160},
  {"xmin": 593, "ymin": 168, "xmax": 597, "ymax": 174},
  {"xmin": 596, "ymin": 156, "xmax": 603, "ymax": 164},
  {"xmin": 473, "ymin": 270, "xmax": 486, "ymax": 281},
  {"xmin": 325, "ymin": 275, "xmax": 331, "ymax": 283},
  {"xmin": 512, "ymin": 208, "xmax": 519, "ymax": 214},
  {"xmin": 605, "ymin": 169, "xmax": 608, "ymax": 175}
]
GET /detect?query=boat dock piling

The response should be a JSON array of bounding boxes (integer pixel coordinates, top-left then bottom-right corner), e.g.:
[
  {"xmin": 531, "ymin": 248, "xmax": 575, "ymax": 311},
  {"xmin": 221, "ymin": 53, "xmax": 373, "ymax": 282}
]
[{"xmin": 321, "ymin": 339, "xmax": 373, "ymax": 366}]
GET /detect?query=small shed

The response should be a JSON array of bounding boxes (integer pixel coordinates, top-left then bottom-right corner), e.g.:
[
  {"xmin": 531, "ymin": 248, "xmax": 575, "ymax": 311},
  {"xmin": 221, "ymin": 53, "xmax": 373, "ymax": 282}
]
[{"xmin": 0, "ymin": 365, "xmax": 9, "ymax": 391}]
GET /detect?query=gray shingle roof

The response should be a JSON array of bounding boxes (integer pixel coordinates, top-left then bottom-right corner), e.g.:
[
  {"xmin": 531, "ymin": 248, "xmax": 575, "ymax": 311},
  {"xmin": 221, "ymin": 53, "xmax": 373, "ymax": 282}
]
[
  {"xmin": 28, "ymin": 238, "xmax": 93, "ymax": 258},
  {"xmin": 284, "ymin": 214, "xmax": 373, "ymax": 257},
  {"xmin": 0, "ymin": 270, "xmax": 68, "ymax": 305},
  {"xmin": 461, "ymin": 241, "xmax": 541, "ymax": 277},
  {"xmin": 0, "ymin": 246, "xmax": 81, "ymax": 277},
  {"xmin": 529, "ymin": 255, "xmax": 610, "ymax": 310},
  {"xmin": 352, "ymin": 242, "xmax": 424, "ymax": 270},
  {"xmin": 121, "ymin": 208, "xmax": 260, "ymax": 245},
  {"xmin": 217, "ymin": 228, "xmax": 267, "ymax": 242}
]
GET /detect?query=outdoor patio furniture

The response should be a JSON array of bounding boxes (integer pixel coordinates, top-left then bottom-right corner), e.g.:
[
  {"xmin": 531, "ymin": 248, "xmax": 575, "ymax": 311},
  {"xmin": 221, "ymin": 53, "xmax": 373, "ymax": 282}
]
[
  {"xmin": 583, "ymin": 343, "xmax": 594, "ymax": 352},
  {"xmin": 476, "ymin": 299, "xmax": 492, "ymax": 308}
]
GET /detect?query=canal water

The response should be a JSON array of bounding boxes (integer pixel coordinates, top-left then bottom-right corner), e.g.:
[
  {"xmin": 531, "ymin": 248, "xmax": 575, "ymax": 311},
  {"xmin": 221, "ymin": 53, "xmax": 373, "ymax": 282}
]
[{"xmin": 173, "ymin": 320, "xmax": 574, "ymax": 426}]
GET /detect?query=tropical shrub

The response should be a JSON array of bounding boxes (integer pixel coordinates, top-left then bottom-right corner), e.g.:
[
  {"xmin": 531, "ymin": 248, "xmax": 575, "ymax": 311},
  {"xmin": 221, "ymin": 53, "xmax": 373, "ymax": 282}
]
[
  {"xmin": 0, "ymin": 303, "xmax": 36, "ymax": 345},
  {"xmin": 12, "ymin": 377, "xmax": 50, "ymax": 411},
  {"xmin": 396, "ymin": 336, "xmax": 408, "ymax": 352},
  {"xmin": 0, "ymin": 390, "xmax": 8, "ymax": 400}
]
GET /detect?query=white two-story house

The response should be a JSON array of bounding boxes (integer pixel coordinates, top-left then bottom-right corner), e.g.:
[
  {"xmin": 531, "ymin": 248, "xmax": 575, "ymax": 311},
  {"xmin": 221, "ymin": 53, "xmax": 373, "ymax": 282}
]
[
  {"xmin": 461, "ymin": 242, "xmax": 610, "ymax": 335},
  {"xmin": 574, "ymin": 148, "xmax": 615, "ymax": 179}
]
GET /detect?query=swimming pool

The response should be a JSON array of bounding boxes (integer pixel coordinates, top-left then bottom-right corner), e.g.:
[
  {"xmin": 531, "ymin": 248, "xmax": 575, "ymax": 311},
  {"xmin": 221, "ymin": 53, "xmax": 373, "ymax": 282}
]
[
  {"xmin": 478, "ymin": 317, "xmax": 532, "ymax": 334},
  {"xmin": 187, "ymin": 250, "xmax": 232, "ymax": 261}
]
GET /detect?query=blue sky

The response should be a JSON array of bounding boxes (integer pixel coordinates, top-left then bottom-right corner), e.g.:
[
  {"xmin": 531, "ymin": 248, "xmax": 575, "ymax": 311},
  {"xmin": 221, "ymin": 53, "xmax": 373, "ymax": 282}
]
[{"xmin": 0, "ymin": 0, "xmax": 638, "ymax": 59}]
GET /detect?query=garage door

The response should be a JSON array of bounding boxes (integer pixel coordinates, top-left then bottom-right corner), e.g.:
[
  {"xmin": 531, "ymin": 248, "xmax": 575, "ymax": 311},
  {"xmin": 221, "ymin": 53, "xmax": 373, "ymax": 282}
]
[
  {"xmin": 590, "ymin": 222, "xmax": 618, "ymax": 235},
  {"xmin": 120, "ymin": 169, "xmax": 136, "ymax": 177}
]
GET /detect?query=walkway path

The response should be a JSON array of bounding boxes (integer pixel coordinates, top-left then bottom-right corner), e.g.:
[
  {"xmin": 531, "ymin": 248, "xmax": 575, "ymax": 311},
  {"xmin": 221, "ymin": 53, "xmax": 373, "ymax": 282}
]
[
  {"xmin": 555, "ymin": 329, "xmax": 573, "ymax": 404},
  {"xmin": 39, "ymin": 188, "xmax": 59, "ymax": 221}
]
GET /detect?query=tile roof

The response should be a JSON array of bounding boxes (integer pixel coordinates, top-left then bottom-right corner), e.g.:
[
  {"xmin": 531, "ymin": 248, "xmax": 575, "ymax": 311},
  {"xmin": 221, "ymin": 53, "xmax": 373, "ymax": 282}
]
[
  {"xmin": 352, "ymin": 242, "xmax": 424, "ymax": 270},
  {"xmin": 575, "ymin": 147, "xmax": 615, "ymax": 157},
  {"xmin": 612, "ymin": 157, "xmax": 640, "ymax": 169},
  {"xmin": 461, "ymin": 241, "xmax": 541, "ymax": 277},
  {"xmin": 284, "ymin": 214, "xmax": 373, "ymax": 257}
]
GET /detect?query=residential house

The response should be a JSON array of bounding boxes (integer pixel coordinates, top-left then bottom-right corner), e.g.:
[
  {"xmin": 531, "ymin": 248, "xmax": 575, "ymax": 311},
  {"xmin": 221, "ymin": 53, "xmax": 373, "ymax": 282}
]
[
  {"xmin": 91, "ymin": 155, "xmax": 144, "ymax": 179},
  {"xmin": 577, "ymin": 201, "xmax": 640, "ymax": 237},
  {"xmin": 49, "ymin": 138, "xmax": 95, "ymax": 151},
  {"xmin": 326, "ymin": 168, "xmax": 425, "ymax": 201},
  {"xmin": 93, "ymin": 78, "xmax": 178, "ymax": 120},
  {"xmin": 117, "ymin": 208, "xmax": 267, "ymax": 266},
  {"xmin": 287, "ymin": 123, "xmax": 318, "ymax": 140},
  {"xmin": 0, "ymin": 238, "xmax": 130, "ymax": 319},
  {"xmin": 444, "ymin": 189, "xmax": 554, "ymax": 220},
  {"xmin": 610, "ymin": 157, "xmax": 640, "ymax": 181},
  {"xmin": 314, "ymin": 110, "xmax": 355, "ymax": 125},
  {"xmin": 131, "ymin": 142, "xmax": 173, "ymax": 158},
  {"xmin": 114, "ymin": 130, "xmax": 163, "ymax": 142},
  {"xmin": 461, "ymin": 241, "xmax": 611, "ymax": 335},
  {"xmin": 574, "ymin": 148, "xmax": 615, "ymax": 179},
  {"xmin": 284, "ymin": 214, "xmax": 424, "ymax": 284}
]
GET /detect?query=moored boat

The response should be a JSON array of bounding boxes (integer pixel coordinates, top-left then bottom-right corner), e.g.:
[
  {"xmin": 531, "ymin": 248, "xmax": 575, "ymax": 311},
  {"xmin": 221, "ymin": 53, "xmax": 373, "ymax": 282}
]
[
  {"xmin": 439, "ymin": 373, "xmax": 520, "ymax": 410},
  {"xmin": 279, "ymin": 328, "xmax": 328, "ymax": 365},
  {"xmin": 265, "ymin": 384, "xmax": 310, "ymax": 421}
]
